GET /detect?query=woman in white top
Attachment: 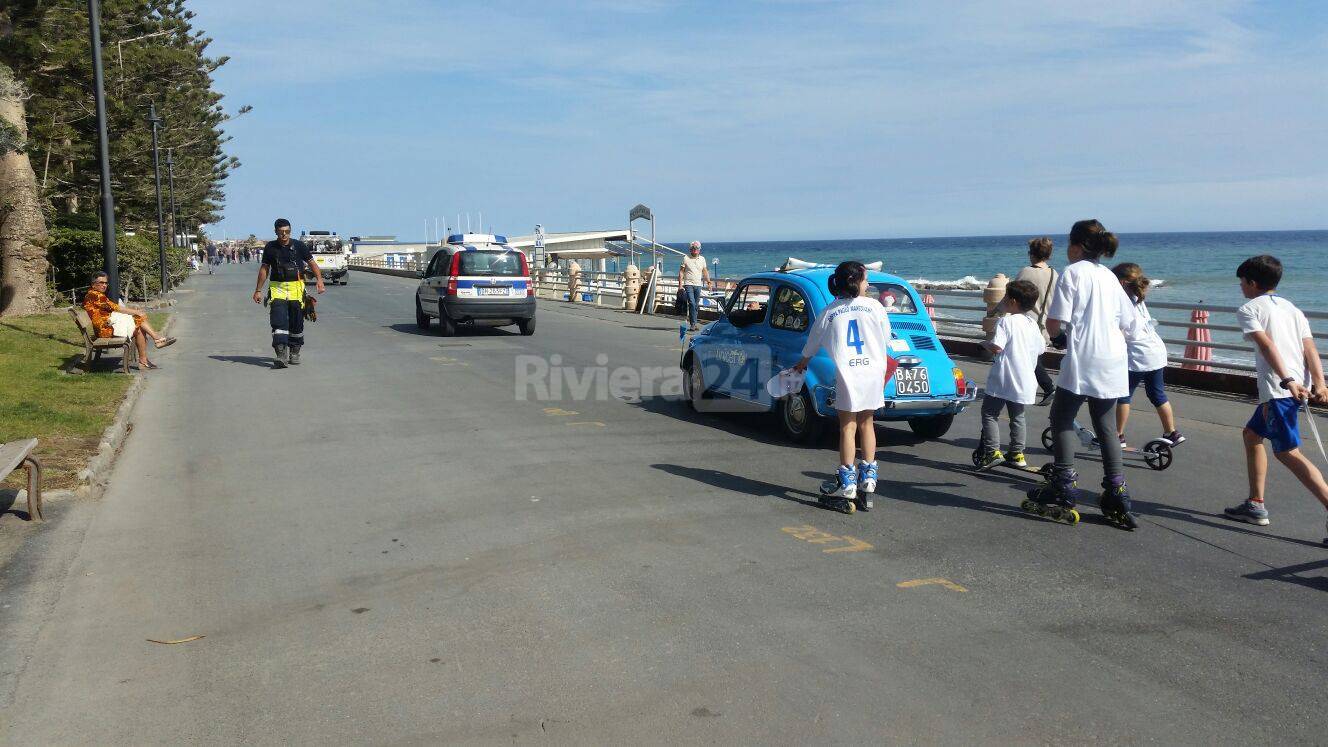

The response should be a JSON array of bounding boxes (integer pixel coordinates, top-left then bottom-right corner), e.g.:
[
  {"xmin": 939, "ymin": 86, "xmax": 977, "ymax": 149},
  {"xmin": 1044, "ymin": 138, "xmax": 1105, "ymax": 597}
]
[
  {"xmin": 1112, "ymin": 263, "xmax": 1185, "ymax": 447},
  {"xmin": 1032, "ymin": 219, "xmax": 1142, "ymax": 529},
  {"xmin": 794, "ymin": 261, "xmax": 892, "ymax": 512}
]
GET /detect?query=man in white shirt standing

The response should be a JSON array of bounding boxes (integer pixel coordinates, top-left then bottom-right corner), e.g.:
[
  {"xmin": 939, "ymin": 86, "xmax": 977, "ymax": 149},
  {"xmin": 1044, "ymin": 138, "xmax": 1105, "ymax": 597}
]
[{"xmin": 678, "ymin": 241, "xmax": 711, "ymax": 332}]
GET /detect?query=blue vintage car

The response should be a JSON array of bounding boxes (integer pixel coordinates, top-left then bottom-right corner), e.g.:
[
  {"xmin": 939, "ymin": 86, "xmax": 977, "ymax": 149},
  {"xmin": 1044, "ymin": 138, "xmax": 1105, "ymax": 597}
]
[{"xmin": 680, "ymin": 265, "xmax": 977, "ymax": 443}]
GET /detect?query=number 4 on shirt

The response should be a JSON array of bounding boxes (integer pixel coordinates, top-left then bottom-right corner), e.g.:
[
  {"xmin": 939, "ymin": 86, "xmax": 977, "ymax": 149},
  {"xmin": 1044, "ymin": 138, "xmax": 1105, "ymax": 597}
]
[{"xmin": 846, "ymin": 319, "xmax": 864, "ymax": 355}]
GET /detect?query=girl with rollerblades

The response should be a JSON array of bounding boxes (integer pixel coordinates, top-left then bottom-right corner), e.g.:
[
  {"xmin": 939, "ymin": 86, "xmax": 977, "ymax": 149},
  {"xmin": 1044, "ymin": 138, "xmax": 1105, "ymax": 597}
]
[
  {"xmin": 1112, "ymin": 263, "xmax": 1186, "ymax": 448},
  {"xmin": 1026, "ymin": 219, "xmax": 1142, "ymax": 529},
  {"xmin": 793, "ymin": 261, "xmax": 892, "ymax": 513}
]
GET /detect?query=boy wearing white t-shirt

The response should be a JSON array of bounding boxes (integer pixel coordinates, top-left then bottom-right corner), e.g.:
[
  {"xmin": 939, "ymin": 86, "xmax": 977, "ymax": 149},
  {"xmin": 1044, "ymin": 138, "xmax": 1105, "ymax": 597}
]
[
  {"xmin": 976, "ymin": 281, "xmax": 1045, "ymax": 470},
  {"xmin": 1223, "ymin": 255, "xmax": 1328, "ymax": 532}
]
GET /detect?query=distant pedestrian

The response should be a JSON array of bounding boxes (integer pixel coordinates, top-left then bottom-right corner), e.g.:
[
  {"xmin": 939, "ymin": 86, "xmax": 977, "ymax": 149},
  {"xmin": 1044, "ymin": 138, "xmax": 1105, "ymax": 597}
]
[
  {"xmin": 1223, "ymin": 255, "xmax": 1328, "ymax": 532},
  {"xmin": 975, "ymin": 280, "xmax": 1045, "ymax": 470},
  {"xmin": 254, "ymin": 218, "xmax": 325, "ymax": 368},
  {"xmin": 793, "ymin": 261, "xmax": 891, "ymax": 513},
  {"xmin": 678, "ymin": 241, "xmax": 711, "ymax": 331},
  {"xmin": 1112, "ymin": 263, "xmax": 1185, "ymax": 447},
  {"xmin": 1014, "ymin": 236, "xmax": 1058, "ymax": 404},
  {"xmin": 206, "ymin": 241, "xmax": 217, "ymax": 274},
  {"xmin": 1028, "ymin": 219, "xmax": 1142, "ymax": 529}
]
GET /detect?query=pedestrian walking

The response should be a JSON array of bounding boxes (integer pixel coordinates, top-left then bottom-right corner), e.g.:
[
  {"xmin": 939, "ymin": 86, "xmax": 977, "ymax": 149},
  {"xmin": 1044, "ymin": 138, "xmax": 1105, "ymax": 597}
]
[
  {"xmin": 1223, "ymin": 254, "xmax": 1328, "ymax": 533},
  {"xmin": 793, "ymin": 261, "xmax": 891, "ymax": 513},
  {"xmin": 678, "ymin": 241, "xmax": 711, "ymax": 331},
  {"xmin": 205, "ymin": 241, "xmax": 217, "ymax": 274},
  {"xmin": 253, "ymin": 218, "xmax": 324, "ymax": 368},
  {"xmin": 1014, "ymin": 236, "xmax": 1058, "ymax": 404},
  {"xmin": 1026, "ymin": 219, "xmax": 1142, "ymax": 529}
]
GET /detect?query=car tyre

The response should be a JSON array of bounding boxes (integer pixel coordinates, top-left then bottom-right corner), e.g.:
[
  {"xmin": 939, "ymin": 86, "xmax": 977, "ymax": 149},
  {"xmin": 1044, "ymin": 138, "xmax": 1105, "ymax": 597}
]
[
  {"xmin": 908, "ymin": 413, "xmax": 955, "ymax": 439},
  {"xmin": 518, "ymin": 317, "xmax": 536, "ymax": 336},
  {"xmin": 415, "ymin": 298, "xmax": 430, "ymax": 329},
  {"xmin": 779, "ymin": 387, "xmax": 826, "ymax": 444},
  {"xmin": 684, "ymin": 355, "xmax": 707, "ymax": 412}
]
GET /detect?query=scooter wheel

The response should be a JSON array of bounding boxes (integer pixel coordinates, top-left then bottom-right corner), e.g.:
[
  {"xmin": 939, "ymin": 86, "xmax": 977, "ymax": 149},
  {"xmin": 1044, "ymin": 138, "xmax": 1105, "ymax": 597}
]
[
  {"xmin": 1142, "ymin": 440, "xmax": 1173, "ymax": 471},
  {"xmin": 1041, "ymin": 427, "xmax": 1054, "ymax": 451}
]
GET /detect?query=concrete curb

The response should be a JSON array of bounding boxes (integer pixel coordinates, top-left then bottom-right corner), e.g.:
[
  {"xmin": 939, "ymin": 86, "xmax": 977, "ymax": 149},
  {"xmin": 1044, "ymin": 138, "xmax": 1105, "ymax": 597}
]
[
  {"xmin": 71, "ymin": 313, "xmax": 173, "ymax": 499},
  {"xmin": 74, "ymin": 374, "xmax": 146, "ymax": 498},
  {"xmin": 349, "ymin": 265, "xmax": 421, "ymax": 279}
]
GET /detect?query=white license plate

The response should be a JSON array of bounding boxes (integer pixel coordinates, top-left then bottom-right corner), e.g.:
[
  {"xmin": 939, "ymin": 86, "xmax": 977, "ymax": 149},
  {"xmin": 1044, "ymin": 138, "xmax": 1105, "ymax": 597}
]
[
  {"xmin": 895, "ymin": 366, "xmax": 931, "ymax": 395},
  {"xmin": 478, "ymin": 287, "xmax": 508, "ymax": 296}
]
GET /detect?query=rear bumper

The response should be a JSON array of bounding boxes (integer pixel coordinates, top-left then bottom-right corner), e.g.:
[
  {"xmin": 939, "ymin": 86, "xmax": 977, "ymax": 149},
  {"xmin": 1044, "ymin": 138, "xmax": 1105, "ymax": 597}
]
[
  {"xmin": 442, "ymin": 297, "xmax": 536, "ymax": 321},
  {"xmin": 817, "ymin": 383, "xmax": 977, "ymax": 419},
  {"xmin": 305, "ymin": 268, "xmax": 347, "ymax": 280}
]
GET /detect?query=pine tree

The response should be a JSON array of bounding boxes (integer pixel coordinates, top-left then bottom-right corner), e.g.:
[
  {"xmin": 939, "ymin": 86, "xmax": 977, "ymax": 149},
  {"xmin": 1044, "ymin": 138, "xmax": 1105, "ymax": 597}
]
[{"xmin": 0, "ymin": 0, "xmax": 244, "ymax": 312}]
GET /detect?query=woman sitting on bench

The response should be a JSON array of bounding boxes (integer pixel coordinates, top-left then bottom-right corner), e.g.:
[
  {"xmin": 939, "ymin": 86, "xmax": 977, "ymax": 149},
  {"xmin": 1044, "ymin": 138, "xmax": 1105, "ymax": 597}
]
[{"xmin": 82, "ymin": 272, "xmax": 176, "ymax": 370}]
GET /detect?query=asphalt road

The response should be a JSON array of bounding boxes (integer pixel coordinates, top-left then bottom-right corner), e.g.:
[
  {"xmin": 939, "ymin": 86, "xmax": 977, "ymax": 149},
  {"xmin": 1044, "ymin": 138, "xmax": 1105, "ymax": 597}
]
[{"xmin": 3, "ymin": 265, "xmax": 1326, "ymax": 744}]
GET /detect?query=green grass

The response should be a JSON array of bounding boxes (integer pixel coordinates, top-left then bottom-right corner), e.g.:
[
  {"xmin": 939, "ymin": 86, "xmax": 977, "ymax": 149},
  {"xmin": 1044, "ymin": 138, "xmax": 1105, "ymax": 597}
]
[{"xmin": 0, "ymin": 311, "xmax": 168, "ymax": 489}]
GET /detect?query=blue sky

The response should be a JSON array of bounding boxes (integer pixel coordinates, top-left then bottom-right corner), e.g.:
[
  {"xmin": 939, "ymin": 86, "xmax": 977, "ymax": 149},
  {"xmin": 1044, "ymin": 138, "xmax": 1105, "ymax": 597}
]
[{"xmin": 196, "ymin": 0, "xmax": 1327, "ymax": 242}]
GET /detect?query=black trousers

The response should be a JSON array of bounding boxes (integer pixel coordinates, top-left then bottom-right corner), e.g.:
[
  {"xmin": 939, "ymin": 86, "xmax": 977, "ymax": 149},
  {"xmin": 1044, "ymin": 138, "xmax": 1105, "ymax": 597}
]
[
  {"xmin": 1034, "ymin": 361, "xmax": 1055, "ymax": 395},
  {"xmin": 269, "ymin": 299, "xmax": 305, "ymax": 349}
]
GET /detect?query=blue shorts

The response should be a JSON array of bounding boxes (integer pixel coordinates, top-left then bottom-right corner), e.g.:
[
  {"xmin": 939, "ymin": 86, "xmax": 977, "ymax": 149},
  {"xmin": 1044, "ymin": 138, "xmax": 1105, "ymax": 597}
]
[
  {"xmin": 1118, "ymin": 368, "xmax": 1168, "ymax": 407},
  {"xmin": 1246, "ymin": 398, "xmax": 1302, "ymax": 453}
]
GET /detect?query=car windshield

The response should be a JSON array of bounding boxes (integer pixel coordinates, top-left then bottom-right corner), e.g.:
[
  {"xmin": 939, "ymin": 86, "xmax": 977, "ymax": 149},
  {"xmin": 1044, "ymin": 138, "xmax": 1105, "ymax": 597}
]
[
  {"xmin": 458, "ymin": 251, "xmax": 524, "ymax": 277},
  {"xmin": 869, "ymin": 283, "xmax": 918, "ymax": 314}
]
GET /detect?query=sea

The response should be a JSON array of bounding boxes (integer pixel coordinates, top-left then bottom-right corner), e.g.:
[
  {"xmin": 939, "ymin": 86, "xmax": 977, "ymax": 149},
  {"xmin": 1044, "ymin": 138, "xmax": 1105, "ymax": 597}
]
[{"xmin": 652, "ymin": 230, "xmax": 1327, "ymax": 367}]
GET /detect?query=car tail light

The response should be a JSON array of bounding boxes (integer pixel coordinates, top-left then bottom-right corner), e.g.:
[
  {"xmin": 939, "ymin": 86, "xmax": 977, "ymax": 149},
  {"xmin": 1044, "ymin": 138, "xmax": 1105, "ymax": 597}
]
[
  {"xmin": 952, "ymin": 367, "xmax": 971, "ymax": 395},
  {"xmin": 518, "ymin": 253, "xmax": 534, "ymax": 296},
  {"xmin": 445, "ymin": 278, "xmax": 458, "ymax": 296},
  {"xmin": 445, "ymin": 253, "xmax": 462, "ymax": 296}
]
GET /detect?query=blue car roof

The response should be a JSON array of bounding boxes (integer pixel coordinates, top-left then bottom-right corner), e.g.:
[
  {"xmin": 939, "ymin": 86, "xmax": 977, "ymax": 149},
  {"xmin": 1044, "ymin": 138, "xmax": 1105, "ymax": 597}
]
[{"xmin": 744, "ymin": 268, "xmax": 917, "ymax": 308}]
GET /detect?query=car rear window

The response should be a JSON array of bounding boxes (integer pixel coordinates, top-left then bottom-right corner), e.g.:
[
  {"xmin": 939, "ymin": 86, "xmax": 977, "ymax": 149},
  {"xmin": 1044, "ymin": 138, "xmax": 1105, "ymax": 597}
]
[
  {"xmin": 869, "ymin": 283, "xmax": 918, "ymax": 314},
  {"xmin": 457, "ymin": 251, "xmax": 525, "ymax": 277}
]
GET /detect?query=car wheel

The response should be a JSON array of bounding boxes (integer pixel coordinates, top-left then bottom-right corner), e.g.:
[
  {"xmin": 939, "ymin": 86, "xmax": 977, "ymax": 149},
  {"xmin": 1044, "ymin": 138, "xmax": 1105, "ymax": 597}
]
[
  {"xmin": 415, "ymin": 298, "xmax": 430, "ymax": 329},
  {"xmin": 908, "ymin": 413, "xmax": 955, "ymax": 439},
  {"xmin": 438, "ymin": 312, "xmax": 456, "ymax": 337},
  {"xmin": 779, "ymin": 387, "xmax": 825, "ymax": 444},
  {"xmin": 685, "ymin": 356, "xmax": 707, "ymax": 412},
  {"xmin": 518, "ymin": 317, "xmax": 535, "ymax": 336}
]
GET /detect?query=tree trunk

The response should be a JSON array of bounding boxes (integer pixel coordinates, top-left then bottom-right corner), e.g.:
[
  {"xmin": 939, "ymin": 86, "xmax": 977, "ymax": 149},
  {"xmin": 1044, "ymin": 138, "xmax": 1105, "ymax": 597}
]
[{"xmin": 0, "ymin": 63, "xmax": 50, "ymax": 316}]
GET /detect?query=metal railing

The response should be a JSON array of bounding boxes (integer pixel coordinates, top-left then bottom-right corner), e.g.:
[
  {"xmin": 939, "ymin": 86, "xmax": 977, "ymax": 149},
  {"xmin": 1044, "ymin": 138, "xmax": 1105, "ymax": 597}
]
[{"xmin": 919, "ymin": 288, "xmax": 1328, "ymax": 373}]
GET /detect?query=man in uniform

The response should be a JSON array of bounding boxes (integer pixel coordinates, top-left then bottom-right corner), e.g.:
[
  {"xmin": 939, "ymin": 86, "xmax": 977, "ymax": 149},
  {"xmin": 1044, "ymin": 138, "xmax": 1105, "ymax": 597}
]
[{"xmin": 253, "ymin": 218, "xmax": 324, "ymax": 367}]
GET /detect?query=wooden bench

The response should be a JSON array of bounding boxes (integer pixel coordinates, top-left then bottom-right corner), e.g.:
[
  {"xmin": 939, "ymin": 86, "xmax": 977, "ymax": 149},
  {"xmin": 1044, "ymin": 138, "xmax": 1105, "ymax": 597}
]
[
  {"xmin": 0, "ymin": 439, "xmax": 43, "ymax": 521},
  {"xmin": 68, "ymin": 306, "xmax": 132, "ymax": 374}
]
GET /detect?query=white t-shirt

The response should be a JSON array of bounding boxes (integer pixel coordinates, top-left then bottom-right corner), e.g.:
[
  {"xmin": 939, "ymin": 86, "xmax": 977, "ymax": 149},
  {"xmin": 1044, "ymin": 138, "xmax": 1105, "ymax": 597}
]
[
  {"xmin": 986, "ymin": 313, "xmax": 1045, "ymax": 405},
  {"xmin": 680, "ymin": 255, "xmax": 707, "ymax": 286},
  {"xmin": 1237, "ymin": 294, "xmax": 1313, "ymax": 402},
  {"xmin": 1046, "ymin": 260, "xmax": 1139, "ymax": 400},
  {"xmin": 802, "ymin": 296, "xmax": 892, "ymax": 412},
  {"xmin": 1124, "ymin": 299, "xmax": 1169, "ymax": 373}
]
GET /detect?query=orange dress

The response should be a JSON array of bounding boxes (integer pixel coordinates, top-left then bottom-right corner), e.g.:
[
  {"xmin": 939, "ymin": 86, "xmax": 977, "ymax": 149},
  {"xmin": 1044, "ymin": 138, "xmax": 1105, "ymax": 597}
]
[{"xmin": 82, "ymin": 289, "xmax": 143, "ymax": 339}]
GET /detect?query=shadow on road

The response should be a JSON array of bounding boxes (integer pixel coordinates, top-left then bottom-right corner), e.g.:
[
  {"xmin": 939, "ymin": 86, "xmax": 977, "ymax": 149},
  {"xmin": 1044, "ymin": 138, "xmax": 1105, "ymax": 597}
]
[
  {"xmin": 208, "ymin": 354, "xmax": 275, "ymax": 368},
  {"xmin": 1243, "ymin": 558, "xmax": 1328, "ymax": 592},
  {"xmin": 384, "ymin": 323, "xmax": 519, "ymax": 338},
  {"xmin": 0, "ymin": 488, "xmax": 34, "ymax": 521},
  {"xmin": 651, "ymin": 463, "xmax": 826, "ymax": 510}
]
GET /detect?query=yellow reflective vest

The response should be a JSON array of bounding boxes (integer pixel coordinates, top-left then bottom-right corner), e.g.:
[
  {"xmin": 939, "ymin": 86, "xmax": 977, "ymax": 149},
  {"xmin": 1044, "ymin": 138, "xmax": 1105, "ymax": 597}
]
[{"xmin": 269, "ymin": 279, "xmax": 305, "ymax": 305}]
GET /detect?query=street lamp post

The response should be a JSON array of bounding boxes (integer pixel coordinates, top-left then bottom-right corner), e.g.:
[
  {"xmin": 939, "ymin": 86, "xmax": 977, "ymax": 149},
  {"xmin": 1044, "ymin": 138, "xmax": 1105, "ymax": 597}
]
[
  {"xmin": 147, "ymin": 102, "xmax": 168, "ymax": 295},
  {"xmin": 87, "ymin": 0, "xmax": 120, "ymax": 299},
  {"xmin": 165, "ymin": 148, "xmax": 178, "ymax": 248}
]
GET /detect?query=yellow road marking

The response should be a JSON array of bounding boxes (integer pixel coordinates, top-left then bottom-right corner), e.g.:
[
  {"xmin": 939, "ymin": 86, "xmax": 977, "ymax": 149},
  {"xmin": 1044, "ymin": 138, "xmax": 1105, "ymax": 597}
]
[
  {"xmin": 543, "ymin": 407, "xmax": 578, "ymax": 416},
  {"xmin": 897, "ymin": 578, "xmax": 968, "ymax": 593},
  {"xmin": 566, "ymin": 421, "xmax": 606, "ymax": 427},
  {"xmin": 781, "ymin": 525, "xmax": 873, "ymax": 554}
]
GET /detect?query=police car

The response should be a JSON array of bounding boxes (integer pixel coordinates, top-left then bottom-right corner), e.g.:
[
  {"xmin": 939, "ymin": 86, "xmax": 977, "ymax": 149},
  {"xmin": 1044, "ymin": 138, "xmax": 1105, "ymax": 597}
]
[
  {"xmin": 680, "ymin": 261, "xmax": 976, "ymax": 442},
  {"xmin": 415, "ymin": 233, "xmax": 536, "ymax": 336}
]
